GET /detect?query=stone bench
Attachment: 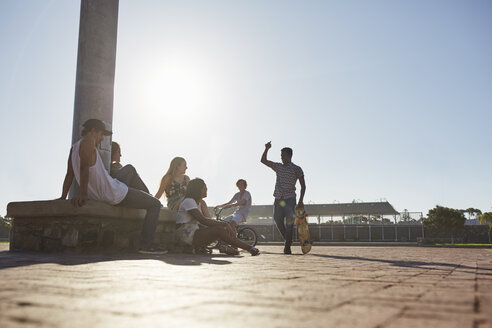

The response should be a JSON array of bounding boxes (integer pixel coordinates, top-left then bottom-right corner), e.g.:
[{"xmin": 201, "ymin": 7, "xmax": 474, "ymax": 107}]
[{"xmin": 7, "ymin": 200, "xmax": 177, "ymax": 253}]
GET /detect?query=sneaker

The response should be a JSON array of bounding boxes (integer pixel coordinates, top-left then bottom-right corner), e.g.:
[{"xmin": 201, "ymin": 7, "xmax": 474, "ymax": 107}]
[
  {"xmin": 193, "ymin": 246, "xmax": 212, "ymax": 255},
  {"xmin": 138, "ymin": 247, "xmax": 168, "ymax": 255},
  {"xmin": 283, "ymin": 246, "xmax": 292, "ymax": 255},
  {"xmin": 250, "ymin": 247, "xmax": 260, "ymax": 256}
]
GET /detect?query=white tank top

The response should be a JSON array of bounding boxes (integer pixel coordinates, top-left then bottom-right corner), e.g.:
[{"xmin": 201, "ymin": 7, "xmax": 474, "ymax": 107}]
[{"xmin": 71, "ymin": 139, "xmax": 128, "ymax": 205}]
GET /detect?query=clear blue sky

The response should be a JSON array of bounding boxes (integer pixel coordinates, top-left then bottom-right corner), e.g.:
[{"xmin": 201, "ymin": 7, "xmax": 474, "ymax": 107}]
[{"xmin": 1, "ymin": 0, "xmax": 491, "ymax": 217}]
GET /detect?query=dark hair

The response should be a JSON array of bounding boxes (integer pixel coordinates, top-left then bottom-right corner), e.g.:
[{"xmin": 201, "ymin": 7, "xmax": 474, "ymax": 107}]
[
  {"xmin": 81, "ymin": 126, "xmax": 94, "ymax": 136},
  {"xmin": 185, "ymin": 178, "xmax": 206, "ymax": 203},
  {"xmin": 81, "ymin": 119, "xmax": 112, "ymax": 136},
  {"xmin": 236, "ymin": 179, "xmax": 247, "ymax": 188},
  {"xmin": 111, "ymin": 141, "xmax": 120, "ymax": 155},
  {"xmin": 281, "ymin": 147, "xmax": 293, "ymax": 157}
]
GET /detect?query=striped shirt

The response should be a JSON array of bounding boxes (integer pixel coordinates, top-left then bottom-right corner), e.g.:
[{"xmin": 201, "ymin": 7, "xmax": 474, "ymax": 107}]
[{"xmin": 272, "ymin": 162, "xmax": 304, "ymax": 199}]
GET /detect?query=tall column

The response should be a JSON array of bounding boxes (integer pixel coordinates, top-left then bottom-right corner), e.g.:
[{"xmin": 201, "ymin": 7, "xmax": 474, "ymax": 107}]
[{"xmin": 72, "ymin": 0, "xmax": 119, "ymax": 170}]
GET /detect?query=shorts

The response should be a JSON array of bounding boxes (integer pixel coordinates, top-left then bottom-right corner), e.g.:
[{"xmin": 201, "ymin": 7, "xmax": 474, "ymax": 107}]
[
  {"xmin": 176, "ymin": 222, "xmax": 200, "ymax": 245},
  {"xmin": 224, "ymin": 213, "xmax": 246, "ymax": 225}
]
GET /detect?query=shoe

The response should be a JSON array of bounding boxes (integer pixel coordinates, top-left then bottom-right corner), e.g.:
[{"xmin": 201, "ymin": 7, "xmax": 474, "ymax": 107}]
[
  {"xmin": 138, "ymin": 247, "xmax": 168, "ymax": 255},
  {"xmin": 250, "ymin": 247, "xmax": 260, "ymax": 256},
  {"xmin": 194, "ymin": 246, "xmax": 212, "ymax": 255},
  {"xmin": 283, "ymin": 246, "xmax": 292, "ymax": 255}
]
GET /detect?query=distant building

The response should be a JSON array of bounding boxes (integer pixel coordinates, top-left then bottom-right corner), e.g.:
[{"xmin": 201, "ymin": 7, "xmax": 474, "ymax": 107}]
[
  {"xmin": 465, "ymin": 219, "xmax": 481, "ymax": 226},
  {"xmin": 211, "ymin": 201, "xmax": 417, "ymax": 224}
]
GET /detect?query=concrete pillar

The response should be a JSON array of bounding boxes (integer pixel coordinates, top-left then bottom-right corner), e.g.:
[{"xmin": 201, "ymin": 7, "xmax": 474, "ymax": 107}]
[{"xmin": 72, "ymin": 0, "xmax": 119, "ymax": 170}]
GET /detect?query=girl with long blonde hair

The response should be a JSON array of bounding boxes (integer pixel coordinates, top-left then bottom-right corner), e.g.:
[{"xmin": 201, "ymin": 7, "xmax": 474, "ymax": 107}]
[{"xmin": 155, "ymin": 157, "xmax": 190, "ymax": 210}]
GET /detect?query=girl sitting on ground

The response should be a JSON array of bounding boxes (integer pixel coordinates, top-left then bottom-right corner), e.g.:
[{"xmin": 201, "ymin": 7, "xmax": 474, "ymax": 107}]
[{"xmin": 176, "ymin": 178, "xmax": 260, "ymax": 256}]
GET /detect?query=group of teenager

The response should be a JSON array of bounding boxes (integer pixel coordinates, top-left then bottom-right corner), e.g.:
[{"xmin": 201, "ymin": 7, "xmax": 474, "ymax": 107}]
[{"xmin": 61, "ymin": 119, "xmax": 306, "ymax": 256}]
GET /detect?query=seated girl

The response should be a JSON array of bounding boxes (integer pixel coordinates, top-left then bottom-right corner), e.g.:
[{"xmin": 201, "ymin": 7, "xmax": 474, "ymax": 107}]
[
  {"xmin": 176, "ymin": 178, "xmax": 260, "ymax": 256},
  {"xmin": 155, "ymin": 157, "xmax": 191, "ymax": 210}
]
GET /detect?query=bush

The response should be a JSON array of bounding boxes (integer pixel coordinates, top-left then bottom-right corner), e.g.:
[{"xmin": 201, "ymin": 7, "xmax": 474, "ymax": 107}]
[
  {"xmin": 423, "ymin": 206, "xmax": 466, "ymax": 243},
  {"xmin": 423, "ymin": 206, "xmax": 466, "ymax": 229},
  {"xmin": 0, "ymin": 216, "xmax": 12, "ymax": 239},
  {"xmin": 479, "ymin": 212, "xmax": 492, "ymax": 226}
]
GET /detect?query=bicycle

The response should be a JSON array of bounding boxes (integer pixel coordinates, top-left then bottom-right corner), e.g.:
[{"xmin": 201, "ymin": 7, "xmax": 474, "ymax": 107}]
[{"xmin": 207, "ymin": 207, "xmax": 258, "ymax": 250}]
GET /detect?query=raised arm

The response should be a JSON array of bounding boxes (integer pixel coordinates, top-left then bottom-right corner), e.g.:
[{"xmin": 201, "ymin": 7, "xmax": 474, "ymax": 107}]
[
  {"xmin": 260, "ymin": 141, "xmax": 274, "ymax": 169},
  {"xmin": 60, "ymin": 148, "xmax": 74, "ymax": 200}
]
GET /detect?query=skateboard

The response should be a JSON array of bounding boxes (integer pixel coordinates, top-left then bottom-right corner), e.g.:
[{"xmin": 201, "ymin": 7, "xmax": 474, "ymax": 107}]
[{"xmin": 295, "ymin": 206, "xmax": 312, "ymax": 254}]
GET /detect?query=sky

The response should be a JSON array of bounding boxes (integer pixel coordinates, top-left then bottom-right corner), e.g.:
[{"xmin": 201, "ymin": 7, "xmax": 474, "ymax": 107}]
[{"xmin": 0, "ymin": 0, "xmax": 491, "ymax": 218}]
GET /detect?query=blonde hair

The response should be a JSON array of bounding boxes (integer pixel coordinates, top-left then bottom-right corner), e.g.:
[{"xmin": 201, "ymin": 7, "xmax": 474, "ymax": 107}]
[{"xmin": 164, "ymin": 157, "xmax": 186, "ymax": 178}]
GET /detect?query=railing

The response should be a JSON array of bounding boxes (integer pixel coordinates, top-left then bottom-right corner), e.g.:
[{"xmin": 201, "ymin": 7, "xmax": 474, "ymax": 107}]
[{"xmin": 247, "ymin": 223, "xmax": 425, "ymax": 242}]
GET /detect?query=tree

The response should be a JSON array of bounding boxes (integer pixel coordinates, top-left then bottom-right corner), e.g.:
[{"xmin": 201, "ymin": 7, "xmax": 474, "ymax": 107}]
[
  {"xmin": 423, "ymin": 205, "xmax": 466, "ymax": 244},
  {"xmin": 478, "ymin": 212, "xmax": 492, "ymax": 226},
  {"xmin": 478, "ymin": 212, "xmax": 492, "ymax": 244},
  {"xmin": 0, "ymin": 215, "xmax": 12, "ymax": 239},
  {"xmin": 463, "ymin": 208, "xmax": 482, "ymax": 220},
  {"xmin": 401, "ymin": 209, "xmax": 411, "ymax": 221}
]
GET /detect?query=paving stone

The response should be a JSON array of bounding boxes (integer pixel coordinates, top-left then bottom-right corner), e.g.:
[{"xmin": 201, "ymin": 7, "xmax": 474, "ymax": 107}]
[{"xmin": 0, "ymin": 244, "xmax": 491, "ymax": 327}]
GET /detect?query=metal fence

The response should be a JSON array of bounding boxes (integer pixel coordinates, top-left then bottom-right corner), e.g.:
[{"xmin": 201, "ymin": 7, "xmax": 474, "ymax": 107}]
[{"xmin": 248, "ymin": 224, "xmax": 425, "ymax": 242}]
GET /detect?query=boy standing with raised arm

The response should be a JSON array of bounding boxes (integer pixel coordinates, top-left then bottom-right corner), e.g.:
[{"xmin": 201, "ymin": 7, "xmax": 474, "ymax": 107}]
[{"xmin": 261, "ymin": 141, "xmax": 306, "ymax": 254}]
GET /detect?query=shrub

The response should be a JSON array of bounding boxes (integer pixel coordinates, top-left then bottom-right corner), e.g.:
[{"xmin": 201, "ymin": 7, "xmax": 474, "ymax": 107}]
[
  {"xmin": 423, "ymin": 206, "xmax": 466, "ymax": 243},
  {"xmin": 0, "ymin": 216, "xmax": 12, "ymax": 239}
]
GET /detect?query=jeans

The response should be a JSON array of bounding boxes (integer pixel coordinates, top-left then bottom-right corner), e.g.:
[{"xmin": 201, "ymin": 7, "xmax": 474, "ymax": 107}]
[
  {"xmin": 118, "ymin": 187, "xmax": 162, "ymax": 249},
  {"xmin": 113, "ymin": 165, "xmax": 150, "ymax": 194},
  {"xmin": 273, "ymin": 197, "xmax": 296, "ymax": 247}
]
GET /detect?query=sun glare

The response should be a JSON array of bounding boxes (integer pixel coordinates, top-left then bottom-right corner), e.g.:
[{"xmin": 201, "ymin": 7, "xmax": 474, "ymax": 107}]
[{"xmin": 139, "ymin": 58, "xmax": 214, "ymax": 123}]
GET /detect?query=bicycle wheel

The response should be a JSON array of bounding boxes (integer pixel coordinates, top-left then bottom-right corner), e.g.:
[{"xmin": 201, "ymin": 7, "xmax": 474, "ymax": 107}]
[{"xmin": 237, "ymin": 227, "xmax": 257, "ymax": 247}]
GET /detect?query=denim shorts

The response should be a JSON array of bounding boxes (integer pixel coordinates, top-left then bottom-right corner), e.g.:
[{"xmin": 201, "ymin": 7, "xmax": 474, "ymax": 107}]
[
  {"xmin": 224, "ymin": 213, "xmax": 247, "ymax": 225},
  {"xmin": 176, "ymin": 222, "xmax": 200, "ymax": 245}
]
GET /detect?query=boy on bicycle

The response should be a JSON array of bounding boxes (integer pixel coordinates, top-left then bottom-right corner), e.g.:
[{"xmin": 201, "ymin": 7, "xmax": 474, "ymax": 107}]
[{"xmin": 217, "ymin": 179, "xmax": 252, "ymax": 233}]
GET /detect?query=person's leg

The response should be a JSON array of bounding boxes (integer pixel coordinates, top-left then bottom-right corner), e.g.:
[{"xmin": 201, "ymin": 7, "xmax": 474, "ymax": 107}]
[
  {"xmin": 273, "ymin": 199, "xmax": 286, "ymax": 240},
  {"xmin": 223, "ymin": 215, "xmax": 238, "ymax": 235},
  {"xmin": 114, "ymin": 165, "xmax": 150, "ymax": 193},
  {"xmin": 118, "ymin": 187, "xmax": 162, "ymax": 249},
  {"xmin": 112, "ymin": 165, "xmax": 133, "ymax": 185},
  {"xmin": 193, "ymin": 226, "xmax": 254, "ymax": 253},
  {"xmin": 283, "ymin": 197, "xmax": 297, "ymax": 248}
]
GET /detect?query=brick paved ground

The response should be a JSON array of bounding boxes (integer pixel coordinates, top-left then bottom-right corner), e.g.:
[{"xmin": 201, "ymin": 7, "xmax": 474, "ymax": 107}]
[{"xmin": 0, "ymin": 243, "xmax": 491, "ymax": 328}]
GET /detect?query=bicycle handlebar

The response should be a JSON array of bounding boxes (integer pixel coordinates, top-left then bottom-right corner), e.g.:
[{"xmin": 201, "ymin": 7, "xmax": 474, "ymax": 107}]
[{"xmin": 214, "ymin": 206, "xmax": 224, "ymax": 218}]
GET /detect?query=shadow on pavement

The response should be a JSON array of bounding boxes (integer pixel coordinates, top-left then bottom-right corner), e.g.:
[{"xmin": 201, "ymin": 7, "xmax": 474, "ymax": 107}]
[
  {"xmin": 0, "ymin": 249, "xmax": 234, "ymax": 270},
  {"xmin": 310, "ymin": 253, "xmax": 492, "ymax": 275}
]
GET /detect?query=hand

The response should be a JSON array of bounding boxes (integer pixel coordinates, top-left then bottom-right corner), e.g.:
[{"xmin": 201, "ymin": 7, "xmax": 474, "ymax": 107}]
[
  {"xmin": 297, "ymin": 201, "xmax": 304, "ymax": 209},
  {"xmin": 265, "ymin": 141, "xmax": 272, "ymax": 150},
  {"xmin": 71, "ymin": 196, "xmax": 87, "ymax": 207}
]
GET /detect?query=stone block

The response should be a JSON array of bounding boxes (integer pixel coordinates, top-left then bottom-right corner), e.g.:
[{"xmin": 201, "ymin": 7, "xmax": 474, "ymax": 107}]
[
  {"xmin": 61, "ymin": 228, "xmax": 79, "ymax": 247},
  {"xmin": 7, "ymin": 200, "xmax": 177, "ymax": 253}
]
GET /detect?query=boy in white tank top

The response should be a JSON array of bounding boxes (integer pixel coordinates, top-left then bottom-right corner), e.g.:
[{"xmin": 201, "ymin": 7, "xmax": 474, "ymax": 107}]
[{"xmin": 60, "ymin": 119, "xmax": 166, "ymax": 254}]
